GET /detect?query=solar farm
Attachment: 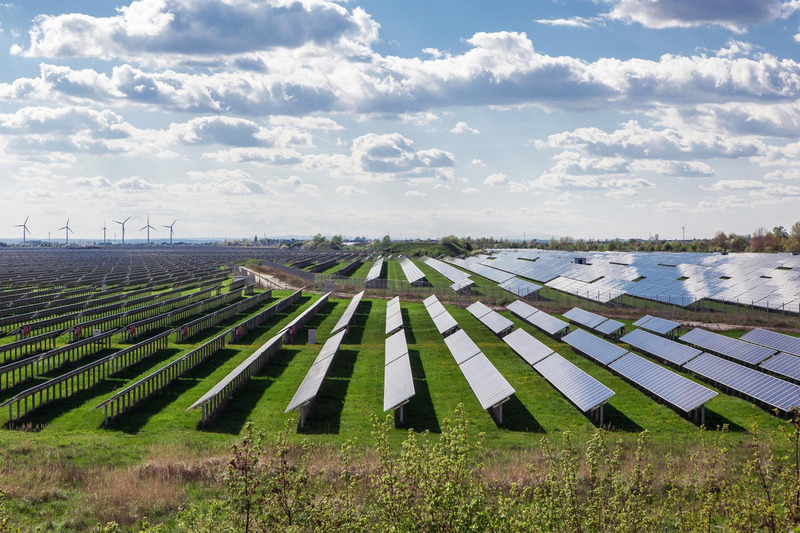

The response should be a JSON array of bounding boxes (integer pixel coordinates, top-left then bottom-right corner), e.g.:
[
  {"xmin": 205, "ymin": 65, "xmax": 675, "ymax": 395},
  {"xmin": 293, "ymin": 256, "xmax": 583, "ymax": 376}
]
[{"xmin": 2, "ymin": 246, "xmax": 800, "ymax": 529}]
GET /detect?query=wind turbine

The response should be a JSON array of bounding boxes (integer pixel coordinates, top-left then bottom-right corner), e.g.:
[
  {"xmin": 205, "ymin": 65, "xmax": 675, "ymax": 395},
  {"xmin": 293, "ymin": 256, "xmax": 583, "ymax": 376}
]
[
  {"xmin": 114, "ymin": 216, "xmax": 131, "ymax": 244},
  {"xmin": 162, "ymin": 219, "xmax": 177, "ymax": 245},
  {"xmin": 101, "ymin": 221, "xmax": 108, "ymax": 245},
  {"xmin": 140, "ymin": 215, "xmax": 156, "ymax": 245},
  {"xmin": 681, "ymin": 225, "xmax": 686, "ymax": 241},
  {"xmin": 58, "ymin": 218, "xmax": 74, "ymax": 245},
  {"xmin": 14, "ymin": 216, "xmax": 31, "ymax": 244}
]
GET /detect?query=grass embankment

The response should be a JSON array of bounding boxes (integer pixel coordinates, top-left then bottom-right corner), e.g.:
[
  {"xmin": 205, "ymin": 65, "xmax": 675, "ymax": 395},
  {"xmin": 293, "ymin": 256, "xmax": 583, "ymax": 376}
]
[{"xmin": 0, "ymin": 289, "xmax": 794, "ymax": 529}]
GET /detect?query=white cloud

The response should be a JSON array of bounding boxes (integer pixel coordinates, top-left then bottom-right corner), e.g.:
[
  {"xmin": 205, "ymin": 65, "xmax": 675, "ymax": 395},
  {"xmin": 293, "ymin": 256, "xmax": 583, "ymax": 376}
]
[
  {"xmin": 22, "ymin": 0, "xmax": 379, "ymax": 61},
  {"xmin": 295, "ymin": 183, "xmax": 320, "ymax": 196},
  {"xmin": 404, "ymin": 190, "xmax": 427, "ymax": 197},
  {"xmin": 186, "ymin": 168, "xmax": 251, "ymax": 181},
  {"xmin": 701, "ymin": 179, "xmax": 767, "ymax": 191},
  {"xmin": 483, "ymin": 173, "xmax": 510, "ymax": 186},
  {"xmin": 534, "ymin": 17, "xmax": 602, "ymax": 29},
  {"xmin": 654, "ymin": 201, "xmax": 688, "ymax": 212},
  {"xmin": 449, "ymin": 121, "xmax": 480, "ymax": 135},
  {"xmin": 462, "ymin": 187, "xmax": 480, "ymax": 194},
  {"xmin": 695, "ymin": 195, "xmax": 750, "ymax": 210},
  {"xmin": 608, "ymin": 0, "xmax": 798, "ymax": 32},
  {"xmin": 351, "ymin": 133, "xmax": 455, "ymax": 173},
  {"xmin": 471, "ymin": 158, "xmax": 486, "ymax": 166},
  {"xmin": 336, "ymin": 184, "xmax": 367, "ymax": 195}
]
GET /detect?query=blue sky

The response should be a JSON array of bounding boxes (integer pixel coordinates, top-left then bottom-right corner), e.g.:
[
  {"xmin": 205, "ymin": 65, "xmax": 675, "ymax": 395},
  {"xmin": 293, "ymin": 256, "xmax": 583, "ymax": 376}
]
[{"xmin": 2, "ymin": 0, "xmax": 800, "ymax": 242}]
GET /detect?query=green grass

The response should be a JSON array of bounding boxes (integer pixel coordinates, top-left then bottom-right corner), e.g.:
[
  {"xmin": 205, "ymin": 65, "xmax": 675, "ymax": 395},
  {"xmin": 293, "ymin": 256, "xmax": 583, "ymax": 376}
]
[
  {"xmin": 350, "ymin": 260, "xmax": 375, "ymax": 279},
  {"xmin": 0, "ymin": 291, "xmax": 793, "ymax": 454}
]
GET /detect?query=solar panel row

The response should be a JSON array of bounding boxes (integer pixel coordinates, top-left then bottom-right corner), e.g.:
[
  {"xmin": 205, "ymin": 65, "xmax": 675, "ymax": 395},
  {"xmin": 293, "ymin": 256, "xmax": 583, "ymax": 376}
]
[
  {"xmin": 331, "ymin": 291, "xmax": 364, "ymax": 335},
  {"xmin": 741, "ymin": 328, "xmax": 800, "ymax": 357},
  {"xmin": 385, "ymin": 296, "xmax": 403, "ymax": 335},
  {"xmin": 680, "ymin": 327, "xmax": 775, "ymax": 366},
  {"xmin": 506, "ymin": 300, "xmax": 570, "ymax": 338},
  {"xmin": 621, "ymin": 328, "xmax": 702, "ymax": 366},
  {"xmin": 466, "ymin": 301, "xmax": 514, "ymax": 337},
  {"xmin": 634, "ymin": 315, "xmax": 681, "ymax": 336},
  {"xmin": 423, "ymin": 295, "xmax": 459, "ymax": 337}
]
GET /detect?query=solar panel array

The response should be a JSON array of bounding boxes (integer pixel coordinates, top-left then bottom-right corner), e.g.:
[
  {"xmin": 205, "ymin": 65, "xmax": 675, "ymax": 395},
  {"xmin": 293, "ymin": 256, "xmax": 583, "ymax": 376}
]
[
  {"xmin": 609, "ymin": 353, "xmax": 718, "ymax": 413},
  {"xmin": 562, "ymin": 329, "xmax": 628, "ymax": 365},
  {"xmin": 423, "ymin": 295, "xmax": 459, "ymax": 337},
  {"xmin": 760, "ymin": 352, "xmax": 800, "ymax": 383},
  {"xmin": 634, "ymin": 315, "xmax": 681, "ymax": 336},
  {"xmin": 684, "ymin": 352, "xmax": 800, "ymax": 413},
  {"xmin": 445, "ymin": 256, "xmax": 541, "ymax": 297},
  {"xmin": 502, "ymin": 328, "xmax": 554, "ymax": 366},
  {"xmin": 594, "ymin": 318, "xmax": 626, "ymax": 338},
  {"xmin": 533, "ymin": 353, "xmax": 615, "ymax": 413},
  {"xmin": 441, "ymin": 329, "xmax": 515, "ymax": 412},
  {"xmin": 385, "ymin": 296, "xmax": 403, "ymax": 335},
  {"xmin": 621, "ymin": 328, "xmax": 702, "ymax": 366},
  {"xmin": 741, "ymin": 328, "xmax": 800, "ymax": 357},
  {"xmin": 563, "ymin": 307, "xmax": 608, "ymax": 329},
  {"xmin": 466, "ymin": 301, "xmax": 514, "ymax": 337},
  {"xmin": 506, "ymin": 300, "xmax": 570, "ymax": 338},
  {"xmin": 680, "ymin": 328, "xmax": 775, "ymax": 366},
  {"xmin": 384, "ymin": 328, "xmax": 415, "ymax": 413},
  {"xmin": 285, "ymin": 329, "xmax": 347, "ymax": 418},
  {"xmin": 481, "ymin": 249, "xmax": 800, "ymax": 309},
  {"xmin": 331, "ymin": 291, "xmax": 364, "ymax": 334},
  {"xmin": 365, "ymin": 256, "xmax": 384, "ymax": 285},
  {"xmin": 398, "ymin": 256, "xmax": 426, "ymax": 285},
  {"xmin": 424, "ymin": 257, "xmax": 474, "ymax": 292}
]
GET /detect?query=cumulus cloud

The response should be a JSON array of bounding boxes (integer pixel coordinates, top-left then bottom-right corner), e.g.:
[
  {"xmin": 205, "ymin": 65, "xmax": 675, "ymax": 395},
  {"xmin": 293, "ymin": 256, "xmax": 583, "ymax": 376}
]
[
  {"xmin": 351, "ymin": 133, "xmax": 455, "ymax": 174},
  {"xmin": 695, "ymin": 195, "xmax": 751, "ymax": 210},
  {"xmin": 471, "ymin": 158, "xmax": 486, "ymax": 166},
  {"xmin": 701, "ymin": 179, "xmax": 767, "ymax": 191},
  {"xmin": 404, "ymin": 190, "xmax": 427, "ymax": 197},
  {"xmin": 534, "ymin": 17, "xmax": 602, "ymax": 29},
  {"xmin": 336, "ymin": 184, "xmax": 367, "ymax": 195},
  {"xmin": 462, "ymin": 187, "xmax": 480, "ymax": 194},
  {"xmin": 484, "ymin": 173, "xmax": 510, "ymax": 186},
  {"xmin": 449, "ymin": 121, "xmax": 480, "ymax": 135},
  {"xmin": 21, "ymin": 0, "xmax": 379, "ymax": 61},
  {"xmin": 608, "ymin": 0, "xmax": 798, "ymax": 32}
]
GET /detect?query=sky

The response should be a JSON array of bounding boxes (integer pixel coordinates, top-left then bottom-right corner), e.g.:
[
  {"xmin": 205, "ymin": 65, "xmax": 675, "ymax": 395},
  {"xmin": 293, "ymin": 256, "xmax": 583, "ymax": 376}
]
[{"xmin": 2, "ymin": 0, "xmax": 800, "ymax": 242}]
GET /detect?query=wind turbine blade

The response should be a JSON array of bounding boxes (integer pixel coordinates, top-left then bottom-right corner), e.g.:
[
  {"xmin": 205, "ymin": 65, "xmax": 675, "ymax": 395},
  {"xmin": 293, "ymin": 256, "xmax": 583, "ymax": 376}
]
[
  {"xmin": 124, "ymin": 216, "xmax": 131, "ymax": 223},
  {"xmin": 24, "ymin": 216, "xmax": 29, "ymax": 224}
]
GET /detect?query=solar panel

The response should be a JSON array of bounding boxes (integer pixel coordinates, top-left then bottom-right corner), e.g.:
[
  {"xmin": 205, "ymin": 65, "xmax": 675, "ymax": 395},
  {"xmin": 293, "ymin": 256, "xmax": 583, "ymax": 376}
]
[
  {"xmin": 399, "ymin": 256, "xmax": 426, "ymax": 284},
  {"xmin": 506, "ymin": 300, "xmax": 538, "ymax": 320},
  {"xmin": 684, "ymin": 352, "xmax": 800, "ymax": 413},
  {"xmin": 386, "ymin": 311, "xmax": 403, "ymax": 335},
  {"xmin": 594, "ymin": 318, "xmax": 626, "ymax": 337},
  {"xmin": 385, "ymin": 329, "xmax": 409, "ymax": 365},
  {"xmin": 285, "ymin": 329, "xmax": 347, "ymax": 412},
  {"xmin": 562, "ymin": 329, "xmax": 628, "ymax": 365},
  {"xmin": 499, "ymin": 277, "xmax": 541, "ymax": 297},
  {"xmin": 384, "ymin": 356, "xmax": 415, "ymax": 412},
  {"xmin": 466, "ymin": 301, "xmax": 493, "ymax": 319},
  {"xmin": 637, "ymin": 316, "xmax": 681, "ymax": 336},
  {"xmin": 609, "ymin": 353, "xmax": 717, "ymax": 412},
  {"xmin": 467, "ymin": 301, "xmax": 513, "ymax": 336},
  {"xmin": 679, "ymin": 328, "xmax": 775, "ymax": 366},
  {"xmin": 431, "ymin": 310, "xmax": 459, "ymax": 336},
  {"xmin": 563, "ymin": 307, "xmax": 609, "ymax": 329},
  {"xmin": 458, "ymin": 353, "xmax": 516, "ymax": 409},
  {"xmin": 740, "ymin": 328, "xmax": 800, "ymax": 357},
  {"xmin": 522, "ymin": 308, "xmax": 570, "ymax": 337},
  {"xmin": 426, "ymin": 300, "xmax": 447, "ymax": 318},
  {"xmin": 760, "ymin": 352, "xmax": 800, "ymax": 383},
  {"xmin": 444, "ymin": 329, "xmax": 481, "ymax": 364},
  {"xmin": 633, "ymin": 315, "xmax": 654, "ymax": 327},
  {"xmin": 422, "ymin": 294, "xmax": 438, "ymax": 308},
  {"xmin": 502, "ymin": 328, "xmax": 554, "ymax": 366},
  {"xmin": 621, "ymin": 328, "xmax": 702, "ymax": 366},
  {"xmin": 533, "ymin": 353, "xmax": 615, "ymax": 412},
  {"xmin": 331, "ymin": 291, "xmax": 364, "ymax": 334},
  {"xmin": 365, "ymin": 257, "xmax": 384, "ymax": 283}
]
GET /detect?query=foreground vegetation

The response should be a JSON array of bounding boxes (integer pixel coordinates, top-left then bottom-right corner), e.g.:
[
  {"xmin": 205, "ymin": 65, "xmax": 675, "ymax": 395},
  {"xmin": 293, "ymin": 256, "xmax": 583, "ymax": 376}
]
[{"xmin": 31, "ymin": 406, "xmax": 800, "ymax": 532}]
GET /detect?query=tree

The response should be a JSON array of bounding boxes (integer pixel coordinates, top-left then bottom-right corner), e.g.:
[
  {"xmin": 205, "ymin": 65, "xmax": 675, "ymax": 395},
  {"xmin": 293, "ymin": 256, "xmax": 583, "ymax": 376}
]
[
  {"xmin": 773, "ymin": 226, "xmax": 789, "ymax": 241},
  {"xmin": 749, "ymin": 227, "xmax": 767, "ymax": 253},
  {"xmin": 330, "ymin": 234, "xmax": 343, "ymax": 250},
  {"xmin": 790, "ymin": 221, "xmax": 800, "ymax": 254},
  {"xmin": 710, "ymin": 231, "xmax": 728, "ymax": 252}
]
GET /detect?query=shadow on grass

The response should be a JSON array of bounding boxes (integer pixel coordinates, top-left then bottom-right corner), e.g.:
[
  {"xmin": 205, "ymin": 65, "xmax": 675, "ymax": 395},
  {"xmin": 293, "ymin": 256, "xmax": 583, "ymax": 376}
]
[
  {"xmin": 202, "ymin": 348, "xmax": 302, "ymax": 435},
  {"xmin": 702, "ymin": 407, "xmax": 746, "ymax": 432},
  {"xmin": 403, "ymin": 349, "xmax": 440, "ymax": 433},
  {"xmin": 299, "ymin": 349, "xmax": 358, "ymax": 435},
  {"xmin": 500, "ymin": 395, "xmax": 543, "ymax": 432},
  {"xmin": 5, "ymin": 348, "xmax": 181, "ymax": 430},
  {"xmin": 604, "ymin": 403, "xmax": 644, "ymax": 432},
  {"xmin": 286, "ymin": 300, "xmax": 338, "ymax": 346},
  {"xmin": 343, "ymin": 301, "xmax": 371, "ymax": 345},
  {"xmin": 400, "ymin": 309, "xmax": 417, "ymax": 344},
  {"xmin": 105, "ymin": 347, "xmax": 243, "ymax": 434}
]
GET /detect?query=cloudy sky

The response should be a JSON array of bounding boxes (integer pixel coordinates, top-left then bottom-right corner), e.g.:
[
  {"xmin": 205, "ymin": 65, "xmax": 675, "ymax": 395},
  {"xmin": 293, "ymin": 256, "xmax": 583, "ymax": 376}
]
[{"xmin": 2, "ymin": 0, "xmax": 800, "ymax": 242}]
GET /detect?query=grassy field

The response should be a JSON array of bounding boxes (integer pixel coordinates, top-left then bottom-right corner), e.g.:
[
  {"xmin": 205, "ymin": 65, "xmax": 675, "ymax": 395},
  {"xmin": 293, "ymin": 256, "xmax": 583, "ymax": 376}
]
[{"xmin": 0, "ymin": 287, "xmax": 795, "ymax": 528}]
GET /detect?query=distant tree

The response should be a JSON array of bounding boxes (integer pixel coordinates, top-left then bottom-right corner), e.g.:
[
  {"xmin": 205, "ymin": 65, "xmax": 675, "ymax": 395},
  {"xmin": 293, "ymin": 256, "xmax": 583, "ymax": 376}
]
[
  {"xmin": 330, "ymin": 235, "xmax": 343, "ymax": 250},
  {"xmin": 382, "ymin": 235, "xmax": 391, "ymax": 245},
  {"xmin": 749, "ymin": 227, "xmax": 767, "ymax": 253},
  {"xmin": 790, "ymin": 221, "xmax": 800, "ymax": 254},
  {"xmin": 710, "ymin": 231, "xmax": 728, "ymax": 252},
  {"xmin": 773, "ymin": 226, "xmax": 789, "ymax": 241},
  {"xmin": 729, "ymin": 233, "xmax": 748, "ymax": 253}
]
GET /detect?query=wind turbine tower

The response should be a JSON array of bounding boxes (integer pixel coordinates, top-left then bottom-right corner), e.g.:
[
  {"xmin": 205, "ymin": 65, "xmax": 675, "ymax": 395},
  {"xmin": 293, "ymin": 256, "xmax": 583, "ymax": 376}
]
[
  {"xmin": 14, "ymin": 216, "xmax": 31, "ymax": 244},
  {"xmin": 58, "ymin": 218, "xmax": 75, "ymax": 245},
  {"xmin": 114, "ymin": 216, "xmax": 131, "ymax": 245},
  {"xmin": 141, "ymin": 215, "xmax": 156, "ymax": 245},
  {"xmin": 681, "ymin": 225, "xmax": 686, "ymax": 241},
  {"xmin": 101, "ymin": 221, "xmax": 108, "ymax": 245},
  {"xmin": 162, "ymin": 219, "xmax": 177, "ymax": 245}
]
